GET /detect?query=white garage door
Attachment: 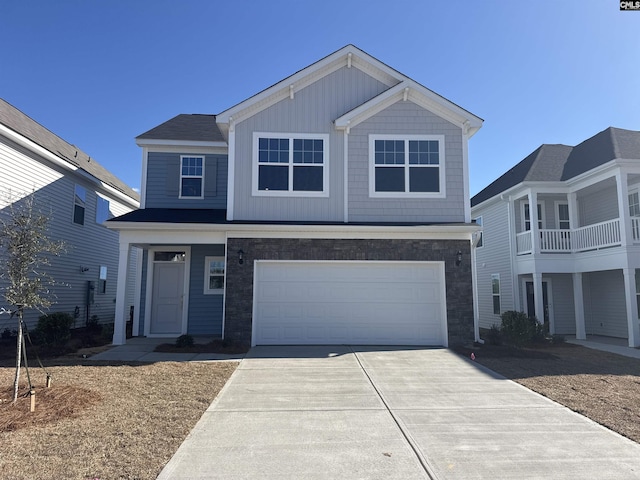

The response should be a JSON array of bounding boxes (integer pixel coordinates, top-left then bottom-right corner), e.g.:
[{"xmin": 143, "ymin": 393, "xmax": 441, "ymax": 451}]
[{"xmin": 253, "ymin": 261, "xmax": 447, "ymax": 346}]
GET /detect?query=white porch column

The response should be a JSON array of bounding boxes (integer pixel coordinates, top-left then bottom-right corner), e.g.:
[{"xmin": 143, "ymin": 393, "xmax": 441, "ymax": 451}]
[
  {"xmin": 572, "ymin": 272, "xmax": 586, "ymax": 340},
  {"xmin": 507, "ymin": 196, "xmax": 521, "ymax": 311},
  {"xmin": 528, "ymin": 191, "xmax": 540, "ymax": 254},
  {"xmin": 112, "ymin": 241, "xmax": 131, "ymax": 346},
  {"xmin": 532, "ymin": 272, "xmax": 544, "ymax": 325},
  {"xmin": 568, "ymin": 192, "xmax": 578, "ymax": 251},
  {"xmin": 623, "ymin": 268, "xmax": 640, "ymax": 347},
  {"xmin": 616, "ymin": 171, "xmax": 632, "ymax": 246}
]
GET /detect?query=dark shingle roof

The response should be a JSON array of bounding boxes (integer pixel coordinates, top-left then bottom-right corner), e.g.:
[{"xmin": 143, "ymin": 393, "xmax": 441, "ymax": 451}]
[
  {"xmin": 471, "ymin": 144, "xmax": 573, "ymax": 207},
  {"xmin": 0, "ymin": 98, "xmax": 139, "ymax": 201},
  {"xmin": 136, "ymin": 114, "xmax": 224, "ymax": 142},
  {"xmin": 561, "ymin": 127, "xmax": 640, "ymax": 180},
  {"xmin": 471, "ymin": 127, "xmax": 640, "ymax": 208}
]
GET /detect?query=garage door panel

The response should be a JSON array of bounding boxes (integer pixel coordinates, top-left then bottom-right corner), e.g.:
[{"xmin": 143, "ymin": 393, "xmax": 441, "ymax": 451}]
[{"xmin": 254, "ymin": 262, "xmax": 446, "ymax": 346}]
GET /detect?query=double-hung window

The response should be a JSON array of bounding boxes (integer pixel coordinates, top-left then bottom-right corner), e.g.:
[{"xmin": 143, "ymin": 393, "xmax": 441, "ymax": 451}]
[
  {"xmin": 96, "ymin": 195, "xmax": 110, "ymax": 224},
  {"xmin": 254, "ymin": 133, "xmax": 328, "ymax": 196},
  {"xmin": 523, "ymin": 202, "xmax": 543, "ymax": 231},
  {"xmin": 180, "ymin": 156, "xmax": 204, "ymax": 198},
  {"xmin": 629, "ymin": 191, "xmax": 640, "ymax": 217},
  {"xmin": 556, "ymin": 203, "xmax": 570, "ymax": 230},
  {"xmin": 204, "ymin": 256, "xmax": 225, "ymax": 294},
  {"xmin": 73, "ymin": 184, "xmax": 86, "ymax": 225},
  {"xmin": 369, "ymin": 135, "xmax": 444, "ymax": 197},
  {"xmin": 491, "ymin": 274, "xmax": 501, "ymax": 315}
]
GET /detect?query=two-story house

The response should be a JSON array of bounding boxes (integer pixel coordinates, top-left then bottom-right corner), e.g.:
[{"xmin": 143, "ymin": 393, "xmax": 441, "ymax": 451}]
[
  {"xmin": 472, "ymin": 127, "xmax": 640, "ymax": 347},
  {"xmin": 0, "ymin": 98, "xmax": 140, "ymax": 330},
  {"xmin": 107, "ymin": 45, "xmax": 483, "ymax": 348}
]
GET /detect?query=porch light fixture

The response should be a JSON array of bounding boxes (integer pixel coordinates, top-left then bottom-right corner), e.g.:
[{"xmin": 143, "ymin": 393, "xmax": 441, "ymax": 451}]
[
  {"xmin": 237, "ymin": 249, "xmax": 244, "ymax": 265},
  {"xmin": 455, "ymin": 251, "xmax": 462, "ymax": 267}
]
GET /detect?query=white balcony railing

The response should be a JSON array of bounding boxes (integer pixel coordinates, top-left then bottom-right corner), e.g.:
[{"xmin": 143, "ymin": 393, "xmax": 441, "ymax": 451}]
[{"xmin": 515, "ymin": 218, "xmax": 637, "ymax": 255}]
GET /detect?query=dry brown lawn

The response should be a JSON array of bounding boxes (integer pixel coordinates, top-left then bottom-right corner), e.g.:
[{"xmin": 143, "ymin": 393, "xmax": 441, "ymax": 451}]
[
  {"xmin": 460, "ymin": 343, "xmax": 640, "ymax": 443},
  {"xmin": 0, "ymin": 358, "xmax": 237, "ymax": 480}
]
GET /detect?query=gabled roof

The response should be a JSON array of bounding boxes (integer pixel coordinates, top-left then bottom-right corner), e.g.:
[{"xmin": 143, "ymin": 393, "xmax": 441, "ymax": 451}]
[
  {"xmin": 471, "ymin": 127, "xmax": 640, "ymax": 208},
  {"xmin": 215, "ymin": 44, "xmax": 482, "ymax": 136},
  {"xmin": 136, "ymin": 114, "xmax": 224, "ymax": 143},
  {"xmin": 0, "ymin": 98, "xmax": 139, "ymax": 202}
]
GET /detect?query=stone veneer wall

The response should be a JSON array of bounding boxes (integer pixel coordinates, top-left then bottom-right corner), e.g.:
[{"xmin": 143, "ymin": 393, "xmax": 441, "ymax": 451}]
[{"xmin": 224, "ymin": 238, "xmax": 474, "ymax": 347}]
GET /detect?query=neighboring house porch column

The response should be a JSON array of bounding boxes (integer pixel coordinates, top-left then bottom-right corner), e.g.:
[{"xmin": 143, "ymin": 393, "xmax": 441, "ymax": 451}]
[
  {"xmin": 528, "ymin": 191, "xmax": 540, "ymax": 254},
  {"xmin": 532, "ymin": 272, "xmax": 545, "ymax": 326},
  {"xmin": 616, "ymin": 171, "xmax": 632, "ymax": 246},
  {"xmin": 112, "ymin": 241, "xmax": 131, "ymax": 345},
  {"xmin": 623, "ymin": 268, "xmax": 640, "ymax": 347},
  {"xmin": 567, "ymin": 192, "xmax": 579, "ymax": 244},
  {"xmin": 572, "ymin": 272, "xmax": 586, "ymax": 340}
]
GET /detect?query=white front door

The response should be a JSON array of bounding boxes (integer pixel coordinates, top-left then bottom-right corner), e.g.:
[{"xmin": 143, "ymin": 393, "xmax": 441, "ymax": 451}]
[{"xmin": 150, "ymin": 261, "xmax": 185, "ymax": 335}]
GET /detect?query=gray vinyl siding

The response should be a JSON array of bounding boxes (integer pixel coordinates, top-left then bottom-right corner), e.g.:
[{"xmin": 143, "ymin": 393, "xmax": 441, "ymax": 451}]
[
  {"xmin": 0, "ymin": 134, "xmax": 137, "ymax": 330},
  {"xmin": 187, "ymin": 244, "xmax": 225, "ymax": 336},
  {"xmin": 547, "ymin": 274, "xmax": 575, "ymax": 335},
  {"xmin": 145, "ymin": 153, "xmax": 227, "ymax": 209},
  {"xmin": 579, "ymin": 184, "xmax": 618, "ymax": 226},
  {"xmin": 349, "ymin": 101, "xmax": 465, "ymax": 223},
  {"xmin": 472, "ymin": 201, "xmax": 514, "ymax": 329},
  {"xmin": 232, "ymin": 65, "xmax": 392, "ymax": 221},
  {"xmin": 583, "ymin": 270, "xmax": 628, "ymax": 338}
]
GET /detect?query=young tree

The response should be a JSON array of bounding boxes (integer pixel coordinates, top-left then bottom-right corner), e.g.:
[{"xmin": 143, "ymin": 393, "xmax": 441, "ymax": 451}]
[{"xmin": 0, "ymin": 192, "xmax": 65, "ymax": 402}]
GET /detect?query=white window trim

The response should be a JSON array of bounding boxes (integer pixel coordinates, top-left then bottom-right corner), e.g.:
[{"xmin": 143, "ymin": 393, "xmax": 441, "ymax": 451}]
[
  {"xmin": 554, "ymin": 201, "xmax": 570, "ymax": 230},
  {"xmin": 179, "ymin": 155, "xmax": 205, "ymax": 199},
  {"xmin": 252, "ymin": 132, "xmax": 330, "ymax": 198},
  {"xmin": 474, "ymin": 216, "xmax": 483, "ymax": 248},
  {"xmin": 204, "ymin": 256, "xmax": 225, "ymax": 295},
  {"xmin": 73, "ymin": 184, "xmax": 86, "ymax": 225},
  {"xmin": 522, "ymin": 201, "xmax": 545, "ymax": 231},
  {"xmin": 491, "ymin": 273, "xmax": 501, "ymax": 315},
  {"xmin": 368, "ymin": 134, "xmax": 446, "ymax": 199}
]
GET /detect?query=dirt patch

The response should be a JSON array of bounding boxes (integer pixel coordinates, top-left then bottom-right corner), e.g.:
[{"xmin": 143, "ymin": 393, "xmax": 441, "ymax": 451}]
[
  {"xmin": 0, "ymin": 359, "xmax": 238, "ymax": 480},
  {"xmin": 459, "ymin": 343, "xmax": 640, "ymax": 443}
]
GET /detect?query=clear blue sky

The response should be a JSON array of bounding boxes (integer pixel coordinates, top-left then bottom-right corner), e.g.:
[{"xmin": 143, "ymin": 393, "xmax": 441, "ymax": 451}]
[{"xmin": 2, "ymin": 0, "xmax": 638, "ymax": 196}]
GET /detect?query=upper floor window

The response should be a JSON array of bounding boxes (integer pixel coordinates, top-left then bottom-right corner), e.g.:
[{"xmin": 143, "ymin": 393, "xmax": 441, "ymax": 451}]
[
  {"xmin": 180, "ymin": 156, "xmax": 204, "ymax": 198},
  {"xmin": 556, "ymin": 203, "xmax": 570, "ymax": 230},
  {"xmin": 96, "ymin": 195, "xmax": 110, "ymax": 224},
  {"xmin": 98, "ymin": 265, "xmax": 107, "ymax": 294},
  {"xmin": 253, "ymin": 133, "xmax": 328, "ymax": 196},
  {"xmin": 629, "ymin": 191, "xmax": 640, "ymax": 217},
  {"xmin": 523, "ymin": 202, "xmax": 543, "ymax": 231},
  {"xmin": 73, "ymin": 184, "xmax": 86, "ymax": 225},
  {"xmin": 369, "ymin": 135, "xmax": 445, "ymax": 198}
]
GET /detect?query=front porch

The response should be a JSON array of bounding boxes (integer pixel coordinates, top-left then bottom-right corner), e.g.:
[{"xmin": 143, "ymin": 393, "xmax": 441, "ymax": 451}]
[{"xmin": 566, "ymin": 335, "xmax": 640, "ymax": 359}]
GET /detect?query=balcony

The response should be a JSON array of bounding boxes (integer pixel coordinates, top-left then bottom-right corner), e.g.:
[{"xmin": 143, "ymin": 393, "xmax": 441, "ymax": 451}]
[{"xmin": 516, "ymin": 218, "xmax": 640, "ymax": 255}]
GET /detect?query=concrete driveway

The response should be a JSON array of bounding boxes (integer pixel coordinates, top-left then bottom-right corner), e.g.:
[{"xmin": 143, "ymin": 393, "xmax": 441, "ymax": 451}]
[{"xmin": 158, "ymin": 346, "xmax": 640, "ymax": 479}]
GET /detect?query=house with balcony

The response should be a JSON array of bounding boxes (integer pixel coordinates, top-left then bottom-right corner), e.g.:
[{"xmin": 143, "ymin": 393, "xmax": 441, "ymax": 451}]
[
  {"xmin": 471, "ymin": 127, "xmax": 640, "ymax": 347},
  {"xmin": 106, "ymin": 44, "xmax": 483, "ymax": 348}
]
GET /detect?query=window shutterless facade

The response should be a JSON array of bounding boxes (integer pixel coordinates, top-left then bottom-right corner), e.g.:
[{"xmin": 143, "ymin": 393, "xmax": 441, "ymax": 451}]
[
  {"xmin": 491, "ymin": 274, "xmax": 501, "ymax": 315},
  {"xmin": 369, "ymin": 135, "xmax": 445, "ymax": 198},
  {"xmin": 204, "ymin": 256, "xmax": 225, "ymax": 294},
  {"xmin": 180, "ymin": 156, "xmax": 204, "ymax": 198},
  {"xmin": 253, "ymin": 133, "xmax": 329, "ymax": 197},
  {"xmin": 73, "ymin": 184, "xmax": 86, "ymax": 225}
]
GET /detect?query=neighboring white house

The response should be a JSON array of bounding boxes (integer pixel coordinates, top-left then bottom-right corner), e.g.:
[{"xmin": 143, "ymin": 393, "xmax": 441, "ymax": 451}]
[
  {"xmin": 471, "ymin": 127, "xmax": 640, "ymax": 347},
  {"xmin": 107, "ymin": 45, "xmax": 483, "ymax": 348},
  {"xmin": 0, "ymin": 98, "xmax": 140, "ymax": 330}
]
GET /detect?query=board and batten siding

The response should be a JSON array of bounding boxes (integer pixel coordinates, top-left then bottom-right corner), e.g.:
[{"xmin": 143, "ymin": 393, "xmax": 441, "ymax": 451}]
[
  {"xmin": 583, "ymin": 270, "xmax": 628, "ymax": 338},
  {"xmin": 232, "ymin": 65, "xmax": 392, "ymax": 221},
  {"xmin": 0, "ymin": 134, "xmax": 137, "ymax": 329},
  {"xmin": 145, "ymin": 153, "xmax": 227, "ymax": 209},
  {"xmin": 472, "ymin": 200, "xmax": 514, "ymax": 329},
  {"xmin": 349, "ymin": 101, "xmax": 465, "ymax": 223}
]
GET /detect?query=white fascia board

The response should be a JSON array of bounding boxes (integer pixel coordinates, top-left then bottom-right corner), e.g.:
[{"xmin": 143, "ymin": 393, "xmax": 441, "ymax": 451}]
[
  {"xmin": 334, "ymin": 81, "xmax": 483, "ymax": 136},
  {"xmin": 107, "ymin": 220, "xmax": 479, "ymax": 240},
  {"xmin": 215, "ymin": 45, "xmax": 401, "ymax": 126},
  {"xmin": 0, "ymin": 123, "xmax": 139, "ymax": 208}
]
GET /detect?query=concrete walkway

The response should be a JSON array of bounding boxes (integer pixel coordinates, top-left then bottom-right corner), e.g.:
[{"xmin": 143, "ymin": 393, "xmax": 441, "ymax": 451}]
[
  {"xmin": 87, "ymin": 337, "xmax": 245, "ymax": 363},
  {"xmin": 157, "ymin": 346, "xmax": 640, "ymax": 479}
]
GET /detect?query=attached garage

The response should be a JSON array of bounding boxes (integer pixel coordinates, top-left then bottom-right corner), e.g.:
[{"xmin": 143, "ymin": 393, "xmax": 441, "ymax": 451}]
[{"xmin": 252, "ymin": 261, "xmax": 447, "ymax": 346}]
